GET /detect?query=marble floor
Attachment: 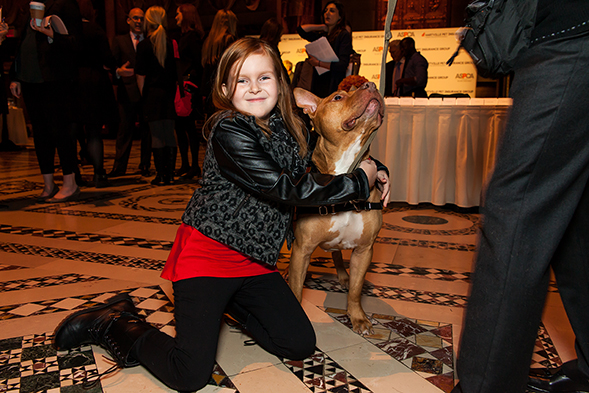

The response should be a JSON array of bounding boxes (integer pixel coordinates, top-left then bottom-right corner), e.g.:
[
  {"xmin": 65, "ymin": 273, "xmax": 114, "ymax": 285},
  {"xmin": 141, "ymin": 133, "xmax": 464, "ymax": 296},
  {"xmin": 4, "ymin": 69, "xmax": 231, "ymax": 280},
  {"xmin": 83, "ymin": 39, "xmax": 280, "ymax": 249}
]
[{"xmin": 0, "ymin": 138, "xmax": 576, "ymax": 393}]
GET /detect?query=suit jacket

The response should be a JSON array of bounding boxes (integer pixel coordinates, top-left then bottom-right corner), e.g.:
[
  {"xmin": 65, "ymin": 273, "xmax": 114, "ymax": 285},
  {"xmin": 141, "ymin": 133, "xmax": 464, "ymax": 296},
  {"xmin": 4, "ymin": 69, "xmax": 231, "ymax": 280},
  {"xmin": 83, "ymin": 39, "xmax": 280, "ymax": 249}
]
[
  {"xmin": 400, "ymin": 51, "xmax": 428, "ymax": 98},
  {"xmin": 11, "ymin": 0, "xmax": 82, "ymax": 83},
  {"xmin": 384, "ymin": 60, "xmax": 396, "ymax": 97},
  {"xmin": 111, "ymin": 32, "xmax": 141, "ymax": 103}
]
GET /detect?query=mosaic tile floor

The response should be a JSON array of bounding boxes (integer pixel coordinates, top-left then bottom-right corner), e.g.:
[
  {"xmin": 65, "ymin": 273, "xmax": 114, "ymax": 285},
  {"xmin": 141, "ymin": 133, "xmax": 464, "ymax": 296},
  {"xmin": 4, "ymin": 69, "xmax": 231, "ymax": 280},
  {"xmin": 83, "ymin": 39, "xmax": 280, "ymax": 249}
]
[{"xmin": 0, "ymin": 138, "xmax": 575, "ymax": 392}]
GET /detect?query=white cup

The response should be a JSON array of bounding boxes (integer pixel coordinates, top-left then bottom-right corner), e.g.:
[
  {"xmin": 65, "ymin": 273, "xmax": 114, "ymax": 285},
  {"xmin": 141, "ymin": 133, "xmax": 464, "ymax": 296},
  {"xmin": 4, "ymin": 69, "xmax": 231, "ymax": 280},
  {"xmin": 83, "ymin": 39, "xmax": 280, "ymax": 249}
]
[{"xmin": 30, "ymin": 2, "xmax": 45, "ymax": 27}]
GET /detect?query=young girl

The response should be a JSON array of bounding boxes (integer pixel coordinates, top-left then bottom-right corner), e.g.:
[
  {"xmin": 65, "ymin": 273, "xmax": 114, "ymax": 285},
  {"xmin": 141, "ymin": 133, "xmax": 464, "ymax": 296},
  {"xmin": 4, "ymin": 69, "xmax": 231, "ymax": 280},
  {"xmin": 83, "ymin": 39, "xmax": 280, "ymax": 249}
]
[{"xmin": 52, "ymin": 37, "xmax": 388, "ymax": 392}]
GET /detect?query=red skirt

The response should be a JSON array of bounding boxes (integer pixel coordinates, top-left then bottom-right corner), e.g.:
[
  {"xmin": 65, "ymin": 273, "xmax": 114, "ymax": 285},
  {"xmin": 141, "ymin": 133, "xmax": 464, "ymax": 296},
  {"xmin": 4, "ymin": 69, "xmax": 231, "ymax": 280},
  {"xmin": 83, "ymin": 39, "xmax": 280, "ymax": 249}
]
[{"xmin": 161, "ymin": 223, "xmax": 277, "ymax": 282}]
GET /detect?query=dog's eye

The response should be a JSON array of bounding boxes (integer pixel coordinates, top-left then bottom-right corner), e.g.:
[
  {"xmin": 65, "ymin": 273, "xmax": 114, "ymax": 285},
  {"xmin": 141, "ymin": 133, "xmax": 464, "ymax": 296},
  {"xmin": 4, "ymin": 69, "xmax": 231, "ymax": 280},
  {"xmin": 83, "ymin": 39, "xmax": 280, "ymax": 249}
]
[{"xmin": 333, "ymin": 95, "xmax": 343, "ymax": 101}]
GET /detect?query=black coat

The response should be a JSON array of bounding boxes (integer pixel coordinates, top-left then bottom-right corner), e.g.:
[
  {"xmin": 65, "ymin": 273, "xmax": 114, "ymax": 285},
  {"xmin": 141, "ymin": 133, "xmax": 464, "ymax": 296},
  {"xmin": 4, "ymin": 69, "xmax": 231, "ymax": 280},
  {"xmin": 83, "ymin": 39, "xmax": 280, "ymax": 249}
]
[
  {"xmin": 111, "ymin": 32, "xmax": 141, "ymax": 103},
  {"xmin": 74, "ymin": 20, "xmax": 118, "ymax": 125},
  {"xmin": 11, "ymin": 0, "xmax": 83, "ymax": 83}
]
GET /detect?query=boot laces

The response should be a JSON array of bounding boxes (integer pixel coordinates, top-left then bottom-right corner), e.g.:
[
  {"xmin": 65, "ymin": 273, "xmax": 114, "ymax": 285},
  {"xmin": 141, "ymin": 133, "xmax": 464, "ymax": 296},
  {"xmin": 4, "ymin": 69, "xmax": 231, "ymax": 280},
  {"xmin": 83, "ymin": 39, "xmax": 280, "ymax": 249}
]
[{"xmin": 81, "ymin": 355, "xmax": 120, "ymax": 389}]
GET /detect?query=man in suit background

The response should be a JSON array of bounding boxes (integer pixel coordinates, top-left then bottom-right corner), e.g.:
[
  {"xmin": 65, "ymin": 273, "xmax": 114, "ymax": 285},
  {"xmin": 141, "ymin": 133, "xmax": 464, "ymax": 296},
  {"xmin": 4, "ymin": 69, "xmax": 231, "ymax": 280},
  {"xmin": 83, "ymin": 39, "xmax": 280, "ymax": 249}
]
[
  {"xmin": 395, "ymin": 37, "xmax": 428, "ymax": 98},
  {"xmin": 384, "ymin": 39, "xmax": 402, "ymax": 97},
  {"xmin": 109, "ymin": 8, "xmax": 151, "ymax": 177}
]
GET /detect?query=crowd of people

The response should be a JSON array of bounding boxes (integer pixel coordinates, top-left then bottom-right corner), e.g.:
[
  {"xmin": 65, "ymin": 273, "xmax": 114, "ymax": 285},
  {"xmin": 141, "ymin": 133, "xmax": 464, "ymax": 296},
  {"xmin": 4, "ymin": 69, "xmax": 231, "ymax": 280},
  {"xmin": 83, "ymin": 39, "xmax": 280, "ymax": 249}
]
[{"xmin": 1, "ymin": 0, "xmax": 376, "ymax": 202}]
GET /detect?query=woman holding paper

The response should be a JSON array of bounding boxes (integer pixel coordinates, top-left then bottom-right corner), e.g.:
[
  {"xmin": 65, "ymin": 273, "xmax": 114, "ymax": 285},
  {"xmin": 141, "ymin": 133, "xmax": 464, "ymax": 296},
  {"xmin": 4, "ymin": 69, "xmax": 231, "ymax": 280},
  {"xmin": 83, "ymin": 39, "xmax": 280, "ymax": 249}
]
[{"xmin": 297, "ymin": 1, "xmax": 352, "ymax": 97}]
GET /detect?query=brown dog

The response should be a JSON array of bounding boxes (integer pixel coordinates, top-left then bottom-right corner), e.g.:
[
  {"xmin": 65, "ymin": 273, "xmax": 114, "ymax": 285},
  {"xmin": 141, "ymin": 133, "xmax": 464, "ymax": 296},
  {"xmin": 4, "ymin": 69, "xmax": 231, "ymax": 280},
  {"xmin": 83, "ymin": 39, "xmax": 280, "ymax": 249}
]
[{"xmin": 290, "ymin": 82, "xmax": 384, "ymax": 335}]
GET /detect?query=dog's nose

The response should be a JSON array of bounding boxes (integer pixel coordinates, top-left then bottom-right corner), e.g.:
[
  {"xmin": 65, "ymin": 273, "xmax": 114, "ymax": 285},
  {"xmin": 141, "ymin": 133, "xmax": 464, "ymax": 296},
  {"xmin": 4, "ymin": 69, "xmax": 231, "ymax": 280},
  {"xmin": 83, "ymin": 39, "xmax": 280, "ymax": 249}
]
[{"xmin": 360, "ymin": 82, "xmax": 377, "ymax": 92}]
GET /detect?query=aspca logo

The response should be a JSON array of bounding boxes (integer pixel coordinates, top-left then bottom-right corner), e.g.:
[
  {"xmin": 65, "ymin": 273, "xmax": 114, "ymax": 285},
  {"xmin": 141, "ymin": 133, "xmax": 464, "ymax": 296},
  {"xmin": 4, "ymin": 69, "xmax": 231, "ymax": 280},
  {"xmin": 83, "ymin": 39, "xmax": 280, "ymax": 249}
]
[
  {"xmin": 373, "ymin": 46, "xmax": 383, "ymax": 52},
  {"xmin": 296, "ymin": 48, "xmax": 307, "ymax": 54},
  {"xmin": 456, "ymin": 73, "xmax": 475, "ymax": 79},
  {"xmin": 396, "ymin": 31, "xmax": 415, "ymax": 38}
]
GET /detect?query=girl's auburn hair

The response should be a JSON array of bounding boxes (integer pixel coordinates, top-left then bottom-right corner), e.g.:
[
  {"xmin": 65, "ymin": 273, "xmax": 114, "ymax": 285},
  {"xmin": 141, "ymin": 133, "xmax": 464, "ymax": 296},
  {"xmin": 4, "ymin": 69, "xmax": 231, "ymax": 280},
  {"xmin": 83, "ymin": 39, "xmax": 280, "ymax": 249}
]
[{"xmin": 205, "ymin": 37, "xmax": 308, "ymax": 158}]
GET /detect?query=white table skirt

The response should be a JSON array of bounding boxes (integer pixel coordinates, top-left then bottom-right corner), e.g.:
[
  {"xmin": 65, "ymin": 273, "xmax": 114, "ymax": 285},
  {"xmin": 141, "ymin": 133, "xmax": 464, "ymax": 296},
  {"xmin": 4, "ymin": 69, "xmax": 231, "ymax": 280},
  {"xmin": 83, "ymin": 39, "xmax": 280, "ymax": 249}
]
[
  {"xmin": 0, "ymin": 106, "xmax": 28, "ymax": 145},
  {"xmin": 371, "ymin": 97, "xmax": 512, "ymax": 207}
]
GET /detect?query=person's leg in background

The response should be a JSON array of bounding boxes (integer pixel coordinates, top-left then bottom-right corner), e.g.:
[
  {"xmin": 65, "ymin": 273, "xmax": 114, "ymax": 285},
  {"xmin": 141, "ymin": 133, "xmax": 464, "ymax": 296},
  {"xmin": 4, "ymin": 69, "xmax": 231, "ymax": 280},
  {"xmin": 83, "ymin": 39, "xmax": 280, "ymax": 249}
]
[
  {"xmin": 22, "ymin": 83, "xmax": 59, "ymax": 201},
  {"xmin": 174, "ymin": 116, "xmax": 191, "ymax": 176},
  {"xmin": 148, "ymin": 120, "xmax": 175, "ymax": 185},
  {"xmin": 138, "ymin": 117, "xmax": 152, "ymax": 176},
  {"xmin": 84, "ymin": 123, "xmax": 110, "ymax": 188},
  {"xmin": 109, "ymin": 96, "xmax": 135, "ymax": 177},
  {"xmin": 453, "ymin": 34, "xmax": 589, "ymax": 393}
]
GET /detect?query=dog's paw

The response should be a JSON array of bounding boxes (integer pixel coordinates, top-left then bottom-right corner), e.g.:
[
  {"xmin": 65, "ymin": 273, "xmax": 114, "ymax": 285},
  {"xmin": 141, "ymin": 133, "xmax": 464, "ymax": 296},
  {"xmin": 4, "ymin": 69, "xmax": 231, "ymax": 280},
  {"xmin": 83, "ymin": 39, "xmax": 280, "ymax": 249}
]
[{"xmin": 350, "ymin": 317, "xmax": 375, "ymax": 336}]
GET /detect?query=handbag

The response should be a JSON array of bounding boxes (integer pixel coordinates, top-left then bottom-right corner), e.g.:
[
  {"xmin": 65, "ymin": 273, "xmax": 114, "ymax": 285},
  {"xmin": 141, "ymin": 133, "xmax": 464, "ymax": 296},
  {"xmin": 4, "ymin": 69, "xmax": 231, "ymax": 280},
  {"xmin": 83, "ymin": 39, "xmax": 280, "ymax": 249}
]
[
  {"xmin": 172, "ymin": 39, "xmax": 197, "ymax": 117},
  {"xmin": 175, "ymin": 81, "xmax": 197, "ymax": 117},
  {"xmin": 447, "ymin": 0, "xmax": 538, "ymax": 78}
]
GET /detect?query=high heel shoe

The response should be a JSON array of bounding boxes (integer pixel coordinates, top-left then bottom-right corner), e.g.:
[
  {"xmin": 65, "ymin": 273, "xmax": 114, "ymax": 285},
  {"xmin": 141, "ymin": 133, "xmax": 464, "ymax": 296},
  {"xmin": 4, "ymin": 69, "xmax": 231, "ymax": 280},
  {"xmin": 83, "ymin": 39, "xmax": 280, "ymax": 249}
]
[
  {"xmin": 37, "ymin": 184, "xmax": 59, "ymax": 203},
  {"xmin": 47, "ymin": 187, "xmax": 81, "ymax": 203}
]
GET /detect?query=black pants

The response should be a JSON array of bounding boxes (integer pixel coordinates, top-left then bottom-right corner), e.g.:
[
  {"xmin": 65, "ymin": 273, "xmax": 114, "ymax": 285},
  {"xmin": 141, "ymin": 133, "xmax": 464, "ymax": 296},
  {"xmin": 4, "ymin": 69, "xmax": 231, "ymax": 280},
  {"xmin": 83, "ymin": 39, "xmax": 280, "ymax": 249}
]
[
  {"xmin": 113, "ymin": 96, "xmax": 151, "ymax": 172},
  {"xmin": 453, "ymin": 33, "xmax": 589, "ymax": 393},
  {"xmin": 22, "ymin": 81, "xmax": 78, "ymax": 175},
  {"xmin": 133, "ymin": 272, "xmax": 316, "ymax": 392}
]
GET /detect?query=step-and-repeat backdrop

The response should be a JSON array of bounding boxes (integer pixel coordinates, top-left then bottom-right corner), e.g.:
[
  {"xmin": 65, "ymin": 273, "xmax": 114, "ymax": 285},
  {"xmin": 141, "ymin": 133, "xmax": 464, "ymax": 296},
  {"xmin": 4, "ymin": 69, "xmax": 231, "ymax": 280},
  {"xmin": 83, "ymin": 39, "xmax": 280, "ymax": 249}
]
[{"xmin": 278, "ymin": 28, "xmax": 477, "ymax": 97}]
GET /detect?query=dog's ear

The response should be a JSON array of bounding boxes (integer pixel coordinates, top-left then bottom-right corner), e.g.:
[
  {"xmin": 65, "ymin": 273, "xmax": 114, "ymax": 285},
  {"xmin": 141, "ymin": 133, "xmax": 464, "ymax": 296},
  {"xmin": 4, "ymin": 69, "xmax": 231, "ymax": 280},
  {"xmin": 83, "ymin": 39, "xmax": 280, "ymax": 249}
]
[{"xmin": 293, "ymin": 88, "xmax": 320, "ymax": 118}]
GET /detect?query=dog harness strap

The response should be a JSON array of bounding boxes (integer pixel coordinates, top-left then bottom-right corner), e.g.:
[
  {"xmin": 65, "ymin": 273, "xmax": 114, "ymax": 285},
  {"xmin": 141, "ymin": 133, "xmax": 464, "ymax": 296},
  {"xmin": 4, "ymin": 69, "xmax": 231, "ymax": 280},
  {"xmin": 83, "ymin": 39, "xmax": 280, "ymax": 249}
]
[{"xmin": 296, "ymin": 201, "xmax": 383, "ymax": 216}]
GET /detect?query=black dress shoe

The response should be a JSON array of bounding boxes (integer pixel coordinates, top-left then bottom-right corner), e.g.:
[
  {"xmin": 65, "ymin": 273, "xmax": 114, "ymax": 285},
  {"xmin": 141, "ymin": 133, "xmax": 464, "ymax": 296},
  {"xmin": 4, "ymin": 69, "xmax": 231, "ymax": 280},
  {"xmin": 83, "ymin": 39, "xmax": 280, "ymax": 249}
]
[
  {"xmin": 47, "ymin": 187, "xmax": 81, "ymax": 203},
  {"xmin": 107, "ymin": 169, "xmax": 126, "ymax": 178},
  {"xmin": 37, "ymin": 183, "xmax": 59, "ymax": 203},
  {"xmin": 528, "ymin": 360, "xmax": 589, "ymax": 392},
  {"xmin": 93, "ymin": 173, "xmax": 111, "ymax": 188}
]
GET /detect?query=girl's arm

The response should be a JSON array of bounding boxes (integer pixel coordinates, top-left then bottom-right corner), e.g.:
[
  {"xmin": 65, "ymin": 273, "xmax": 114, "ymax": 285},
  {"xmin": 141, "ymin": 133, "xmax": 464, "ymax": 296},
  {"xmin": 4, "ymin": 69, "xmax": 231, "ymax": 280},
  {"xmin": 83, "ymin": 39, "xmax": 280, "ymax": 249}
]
[{"xmin": 212, "ymin": 116, "xmax": 373, "ymax": 206}]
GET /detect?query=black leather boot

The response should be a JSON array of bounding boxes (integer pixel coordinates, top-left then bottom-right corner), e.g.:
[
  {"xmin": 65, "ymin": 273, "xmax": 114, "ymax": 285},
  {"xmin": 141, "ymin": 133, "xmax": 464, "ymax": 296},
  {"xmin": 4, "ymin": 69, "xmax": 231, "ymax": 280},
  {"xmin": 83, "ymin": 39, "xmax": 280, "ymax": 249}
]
[
  {"xmin": 151, "ymin": 148, "xmax": 165, "ymax": 186},
  {"xmin": 53, "ymin": 293, "xmax": 156, "ymax": 368},
  {"xmin": 93, "ymin": 169, "xmax": 110, "ymax": 188}
]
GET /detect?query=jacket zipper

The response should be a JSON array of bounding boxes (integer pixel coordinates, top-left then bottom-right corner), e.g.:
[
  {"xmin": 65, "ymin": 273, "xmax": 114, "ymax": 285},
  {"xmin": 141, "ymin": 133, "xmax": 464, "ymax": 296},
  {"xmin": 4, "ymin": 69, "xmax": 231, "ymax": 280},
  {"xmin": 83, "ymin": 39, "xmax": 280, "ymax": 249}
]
[{"xmin": 232, "ymin": 195, "xmax": 250, "ymax": 217}]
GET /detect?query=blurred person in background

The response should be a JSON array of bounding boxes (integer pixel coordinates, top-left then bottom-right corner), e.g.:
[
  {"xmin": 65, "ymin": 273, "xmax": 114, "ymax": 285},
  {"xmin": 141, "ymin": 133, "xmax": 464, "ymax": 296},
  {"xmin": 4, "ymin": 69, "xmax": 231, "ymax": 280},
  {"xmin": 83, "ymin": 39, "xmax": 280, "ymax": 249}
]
[
  {"xmin": 72, "ymin": 0, "xmax": 118, "ymax": 188},
  {"xmin": 174, "ymin": 3, "xmax": 205, "ymax": 181},
  {"xmin": 10, "ymin": 0, "xmax": 83, "ymax": 202},
  {"xmin": 201, "ymin": 9, "xmax": 237, "ymax": 119},
  {"xmin": 297, "ymin": 1, "xmax": 352, "ymax": 97},
  {"xmin": 135, "ymin": 6, "xmax": 177, "ymax": 186},
  {"xmin": 109, "ymin": 8, "xmax": 151, "ymax": 177}
]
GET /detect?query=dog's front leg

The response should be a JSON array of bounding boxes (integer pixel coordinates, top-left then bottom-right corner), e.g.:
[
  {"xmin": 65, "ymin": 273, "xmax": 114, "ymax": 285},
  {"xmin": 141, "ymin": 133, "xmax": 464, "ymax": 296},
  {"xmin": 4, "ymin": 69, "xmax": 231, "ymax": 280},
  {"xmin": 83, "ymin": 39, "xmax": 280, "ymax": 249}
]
[{"xmin": 347, "ymin": 245, "xmax": 374, "ymax": 336}]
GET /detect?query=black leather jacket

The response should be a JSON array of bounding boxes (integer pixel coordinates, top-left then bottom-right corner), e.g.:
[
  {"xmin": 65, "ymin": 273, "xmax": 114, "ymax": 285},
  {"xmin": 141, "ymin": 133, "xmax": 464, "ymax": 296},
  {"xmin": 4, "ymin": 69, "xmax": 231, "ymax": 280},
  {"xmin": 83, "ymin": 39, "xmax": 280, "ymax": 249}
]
[{"xmin": 182, "ymin": 111, "xmax": 372, "ymax": 266}]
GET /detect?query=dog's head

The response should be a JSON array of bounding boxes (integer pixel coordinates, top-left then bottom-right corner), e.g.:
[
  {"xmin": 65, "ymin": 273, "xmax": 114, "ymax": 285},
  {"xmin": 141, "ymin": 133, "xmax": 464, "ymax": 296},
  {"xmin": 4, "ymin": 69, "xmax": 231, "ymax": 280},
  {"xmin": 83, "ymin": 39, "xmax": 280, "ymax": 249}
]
[{"xmin": 294, "ymin": 82, "xmax": 384, "ymax": 174}]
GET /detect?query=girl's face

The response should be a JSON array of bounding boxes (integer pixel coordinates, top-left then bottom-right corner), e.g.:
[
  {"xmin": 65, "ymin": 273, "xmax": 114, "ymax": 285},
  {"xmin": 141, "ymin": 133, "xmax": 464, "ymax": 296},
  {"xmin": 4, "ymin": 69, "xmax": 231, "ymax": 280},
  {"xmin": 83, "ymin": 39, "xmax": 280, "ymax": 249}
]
[
  {"xmin": 224, "ymin": 52, "xmax": 279, "ymax": 120},
  {"xmin": 175, "ymin": 8, "xmax": 182, "ymax": 27},
  {"xmin": 323, "ymin": 4, "xmax": 341, "ymax": 28}
]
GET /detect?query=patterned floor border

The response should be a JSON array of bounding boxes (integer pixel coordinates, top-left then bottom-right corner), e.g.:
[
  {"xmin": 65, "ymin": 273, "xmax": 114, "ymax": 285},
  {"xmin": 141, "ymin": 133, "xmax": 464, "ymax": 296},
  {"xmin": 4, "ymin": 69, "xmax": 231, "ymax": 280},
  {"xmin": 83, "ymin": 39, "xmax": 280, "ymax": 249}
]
[
  {"xmin": 0, "ymin": 221, "xmax": 476, "ymax": 253},
  {"xmin": 0, "ymin": 286, "xmax": 564, "ymax": 393}
]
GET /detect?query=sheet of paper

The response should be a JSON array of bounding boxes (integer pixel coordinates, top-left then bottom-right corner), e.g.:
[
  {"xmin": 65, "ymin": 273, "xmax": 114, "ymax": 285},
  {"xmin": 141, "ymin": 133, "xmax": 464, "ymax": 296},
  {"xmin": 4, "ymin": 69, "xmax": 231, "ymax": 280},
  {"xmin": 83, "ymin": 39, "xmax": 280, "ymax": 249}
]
[
  {"xmin": 305, "ymin": 36, "xmax": 338, "ymax": 75},
  {"xmin": 42, "ymin": 15, "xmax": 68, "ymax": 35}
]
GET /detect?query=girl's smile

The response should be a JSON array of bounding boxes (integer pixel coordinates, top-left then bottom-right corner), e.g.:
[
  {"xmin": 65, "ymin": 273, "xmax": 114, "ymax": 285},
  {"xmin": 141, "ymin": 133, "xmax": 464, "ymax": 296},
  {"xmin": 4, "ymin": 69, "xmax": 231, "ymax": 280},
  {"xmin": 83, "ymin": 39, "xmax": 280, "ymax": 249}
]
[{"xmin": 224, "ymin": 52, "xmax": 279, "ymax": 120}]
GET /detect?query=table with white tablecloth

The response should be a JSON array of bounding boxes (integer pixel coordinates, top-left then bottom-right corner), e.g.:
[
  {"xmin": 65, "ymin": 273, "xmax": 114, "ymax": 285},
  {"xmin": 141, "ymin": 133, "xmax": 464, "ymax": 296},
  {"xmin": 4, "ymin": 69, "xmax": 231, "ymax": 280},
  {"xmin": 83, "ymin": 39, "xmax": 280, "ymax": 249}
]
[
  {"xmin": 0, "ymin": 105, "xmax": 29, "ymax": 146},
  {"xmin": 371, "ymin": 97, "xmax": 512, "ymax": 207}
]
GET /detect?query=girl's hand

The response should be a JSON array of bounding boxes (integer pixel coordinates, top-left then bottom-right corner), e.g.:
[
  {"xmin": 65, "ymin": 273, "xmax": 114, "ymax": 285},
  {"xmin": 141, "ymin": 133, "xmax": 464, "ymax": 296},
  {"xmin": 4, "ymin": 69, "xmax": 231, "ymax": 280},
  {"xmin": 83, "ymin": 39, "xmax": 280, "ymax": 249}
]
[
  {"xmin": 376, "ymin": 170, "xmax": 390, "ymax": 207},
  {"xmin": 359, "ymin": 159, "xmax": 377, "ymax": 188},
  {"xmin": 30, "ymin": 18, "xmax": 54, "ymax": 39}
]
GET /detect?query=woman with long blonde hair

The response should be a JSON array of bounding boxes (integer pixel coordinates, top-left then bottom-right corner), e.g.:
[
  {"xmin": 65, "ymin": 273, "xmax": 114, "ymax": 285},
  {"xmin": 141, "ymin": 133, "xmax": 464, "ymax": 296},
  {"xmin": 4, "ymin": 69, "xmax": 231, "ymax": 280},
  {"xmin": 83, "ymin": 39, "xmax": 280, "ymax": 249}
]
[{"xmin": 135, "ymin": 6, "xmax": 178, "ymax": 185}]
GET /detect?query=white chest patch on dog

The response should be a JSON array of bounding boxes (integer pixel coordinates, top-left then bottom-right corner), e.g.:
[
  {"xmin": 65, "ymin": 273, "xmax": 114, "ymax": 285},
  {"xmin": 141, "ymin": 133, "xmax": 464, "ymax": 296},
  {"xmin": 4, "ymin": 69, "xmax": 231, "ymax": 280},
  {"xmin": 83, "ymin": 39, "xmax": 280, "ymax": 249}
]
[
  {"xmin": 333, "ymin": 134, "xmax": 363, "ymax": 175},
  {"xmin": 322, "ymin": 211, "xmax": 364, "ymax": 250}
]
